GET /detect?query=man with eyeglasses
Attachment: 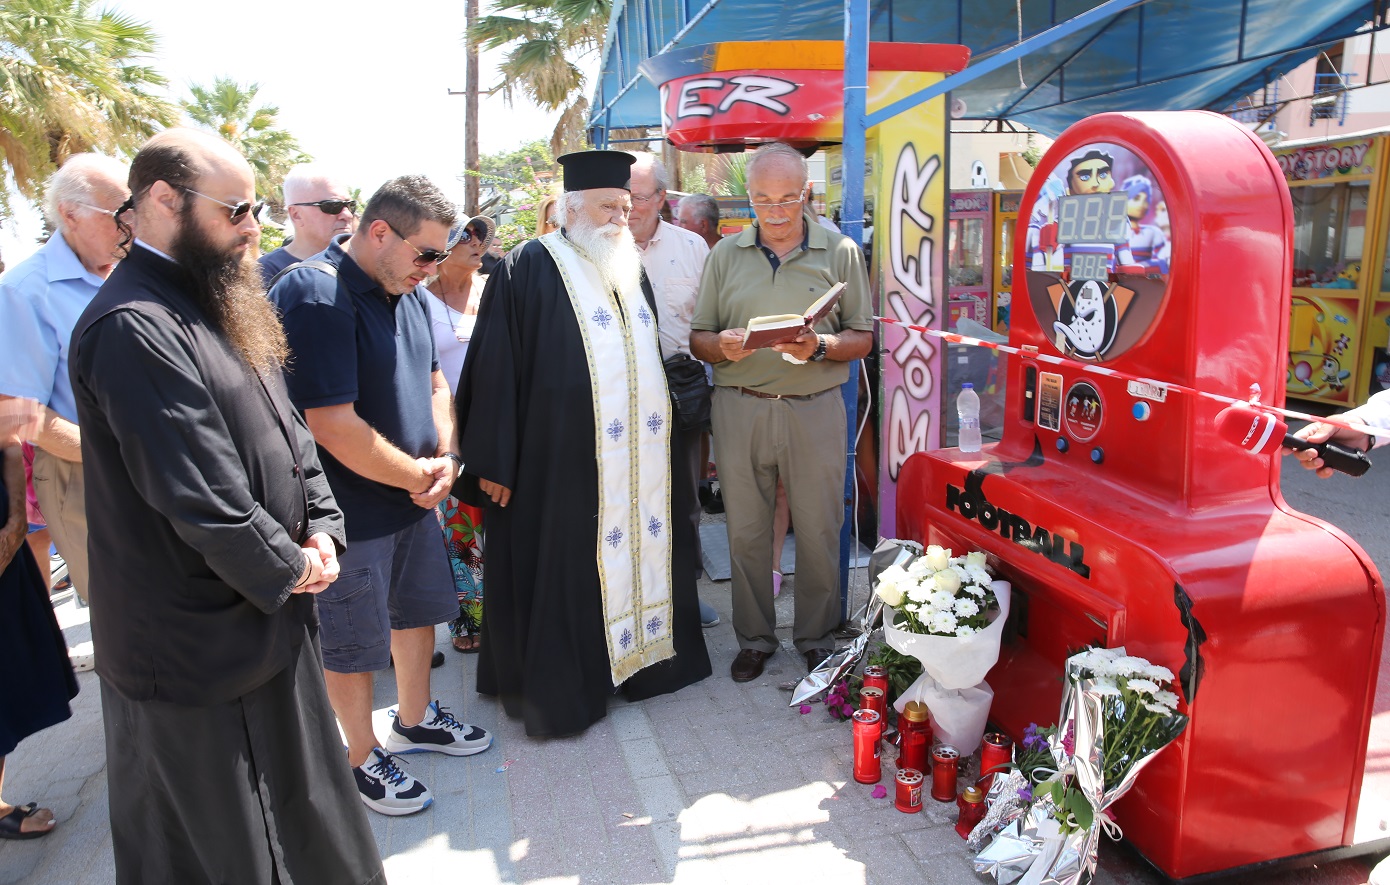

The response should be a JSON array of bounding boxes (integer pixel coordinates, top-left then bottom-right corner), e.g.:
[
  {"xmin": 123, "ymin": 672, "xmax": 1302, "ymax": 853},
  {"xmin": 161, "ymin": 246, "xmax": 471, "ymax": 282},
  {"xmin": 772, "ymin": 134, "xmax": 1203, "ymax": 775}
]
[
  {"xmin": 456, "ymin": 150, "xmax": 711, "ymax": 738},
  {"xmin": 689, "ymin": 142, "xmax": 873, "ymax": 683},
  {"xmin": 68, "ymin": 129, "xmax": 385, "ymax": 883},
  {"xmin": 0, "ymin": 153, "xmax": 129, "ymax": 661},
  {"xmin": 269, "ymin": 174, "xmax": 491, "ymax": 818},
  {"xmin": 258, "ymin": 163, "xmax": 357, "ymax": 285}
]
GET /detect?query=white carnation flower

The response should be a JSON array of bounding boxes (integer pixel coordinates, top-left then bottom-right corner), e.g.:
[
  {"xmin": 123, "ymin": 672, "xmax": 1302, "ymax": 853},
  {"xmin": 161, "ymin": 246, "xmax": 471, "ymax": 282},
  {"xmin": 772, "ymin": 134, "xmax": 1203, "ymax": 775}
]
[
  {"xmin": 906, "ymin": 557, "xmax": 933, "ymax": 578},
  {"xmin": 1143, "ymin": 702, "xmax": 1174, "ymax": 715},
  {"xmin": 953, "ymin": 597, "xmax": 980, "ymax": 618},
  {"xmin": 929, "ymin": 589, "xmax": 955, "ymax": 610},
  {"xmin": 956, "ymin": 625, "xmax": 978, "ymax": 637},
  {"xmin": 1144, "ymin": 664, "xmax": 1175, "ymax": 683},
  {"xmin": 965, "ymin": 565, "xmax": 992, "ymax": 586},
  {"xmin": 964, "ymin": 581, "xmax": 987, "ymax": 597},
  {"xmin": 1125, "ymin": 678, "xmax": 1161, "ymax": 695},
  {"xmin": 907, "ymin": 582, "xmax": 933, "ymax": 604}
]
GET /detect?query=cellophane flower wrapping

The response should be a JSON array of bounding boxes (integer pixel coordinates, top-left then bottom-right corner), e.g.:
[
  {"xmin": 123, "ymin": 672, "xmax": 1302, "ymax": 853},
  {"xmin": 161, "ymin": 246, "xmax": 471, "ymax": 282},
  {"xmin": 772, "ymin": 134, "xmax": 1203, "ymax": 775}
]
[
  {"xmin": 876, "ymin": 544, "xmax": 1009, "ymax": 754},
  {"xmin": 973, "ymin": 647, "xmax": 1189, "ymax": 885}
]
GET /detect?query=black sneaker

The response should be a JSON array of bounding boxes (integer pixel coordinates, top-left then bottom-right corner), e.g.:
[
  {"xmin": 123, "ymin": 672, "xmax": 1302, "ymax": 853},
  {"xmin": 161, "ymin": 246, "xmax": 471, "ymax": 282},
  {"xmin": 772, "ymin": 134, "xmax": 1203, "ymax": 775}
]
[
  {"xmin": 384, "ymin": 700, "xmax": 492, "ymax": 757},
  {"xmin": 354, "ymin": 748, "xmax": 432, "ymax": 816}
]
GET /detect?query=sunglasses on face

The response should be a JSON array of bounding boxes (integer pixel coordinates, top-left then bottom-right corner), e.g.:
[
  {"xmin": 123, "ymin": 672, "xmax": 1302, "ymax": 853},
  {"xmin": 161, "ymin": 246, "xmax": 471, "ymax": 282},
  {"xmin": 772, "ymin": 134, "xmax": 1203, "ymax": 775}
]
[
  {"xmin": 385, "ymin": 221, "xmax": 451, "ymax": 267},
  {"xmin": 452, "ymin": 218, "xmax": 491, "ymax": 246},
  {"xmin": 179, "ymin": 186, "xmax": 264, "ymax": 225},
  {"xmin": 292, "ymin": 199, "xmax": 357, "ymax": 216}
]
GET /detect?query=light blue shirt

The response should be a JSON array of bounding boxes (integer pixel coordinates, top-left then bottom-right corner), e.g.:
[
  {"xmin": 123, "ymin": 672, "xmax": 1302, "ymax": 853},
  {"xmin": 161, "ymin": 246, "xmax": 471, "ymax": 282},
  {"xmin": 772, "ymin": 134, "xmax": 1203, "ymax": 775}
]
[{"xmin": 0, "ymin": 233, "xmax": 106, "ymax": 423}]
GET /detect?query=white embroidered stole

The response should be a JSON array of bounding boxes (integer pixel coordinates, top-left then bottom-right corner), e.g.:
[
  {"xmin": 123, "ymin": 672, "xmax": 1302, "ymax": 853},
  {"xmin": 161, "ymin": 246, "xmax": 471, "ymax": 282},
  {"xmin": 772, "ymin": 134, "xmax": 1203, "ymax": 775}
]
[{"xmin": 539, "ymin": 232, "xmax": 674, "ymax": 685}]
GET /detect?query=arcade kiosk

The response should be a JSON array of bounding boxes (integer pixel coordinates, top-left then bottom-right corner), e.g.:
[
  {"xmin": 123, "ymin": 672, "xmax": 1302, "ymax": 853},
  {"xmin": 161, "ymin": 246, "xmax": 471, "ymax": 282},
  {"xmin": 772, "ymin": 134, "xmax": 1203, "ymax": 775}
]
[
  {"xmin": 993, "ymin": 190, "xmax": 1023, "ymax": 334},
  {"xmin": 948, "ymin": 189, "xmax": 993, "ymax": 329},
  {"xmin": 896, "ymin": 111, "xmax": 1386, "ymax": 879}
]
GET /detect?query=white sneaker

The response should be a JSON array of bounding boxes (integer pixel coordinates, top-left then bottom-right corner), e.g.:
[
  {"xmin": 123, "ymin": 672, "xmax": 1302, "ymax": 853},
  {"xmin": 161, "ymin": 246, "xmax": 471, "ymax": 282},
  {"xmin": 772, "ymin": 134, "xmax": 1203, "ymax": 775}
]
[
  {"xmin": 353, "ymin": 748, "xmax": 432, "ymax": 816},
  {"xmin": 384, "ymin": 700, "xmax": 492, "ymax": 757}
]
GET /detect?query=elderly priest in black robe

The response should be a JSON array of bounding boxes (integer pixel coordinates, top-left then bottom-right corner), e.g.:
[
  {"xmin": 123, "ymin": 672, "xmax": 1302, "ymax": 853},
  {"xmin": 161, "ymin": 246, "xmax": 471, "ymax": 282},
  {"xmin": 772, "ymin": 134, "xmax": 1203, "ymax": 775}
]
[
  {"xmin": 70, "ymin": 130, "xmax": 384, "ymax": 884},
  {"xmin": 457, "ymin": 150, "xmax": 711, "ymax": 737}
]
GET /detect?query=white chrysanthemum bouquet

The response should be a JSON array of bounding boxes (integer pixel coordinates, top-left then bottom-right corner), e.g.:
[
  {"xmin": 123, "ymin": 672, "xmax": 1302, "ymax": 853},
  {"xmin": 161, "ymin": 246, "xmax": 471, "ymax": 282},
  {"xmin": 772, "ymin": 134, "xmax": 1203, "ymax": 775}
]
[
  {"xmin": 876, "ymin": 543, "xmax": 1010, "ymax": 754},
  {"xmin": 875, "ymin": 545, "xmax": 997, "ymax": 637}
]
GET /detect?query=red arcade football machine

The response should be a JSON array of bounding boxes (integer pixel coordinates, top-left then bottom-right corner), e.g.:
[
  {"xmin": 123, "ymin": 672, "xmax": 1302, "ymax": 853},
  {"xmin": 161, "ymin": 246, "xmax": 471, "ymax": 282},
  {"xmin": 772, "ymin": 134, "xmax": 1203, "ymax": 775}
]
[{"xmin": 895, "ymin": 111, "xmax": 1387, "ymax": 879}]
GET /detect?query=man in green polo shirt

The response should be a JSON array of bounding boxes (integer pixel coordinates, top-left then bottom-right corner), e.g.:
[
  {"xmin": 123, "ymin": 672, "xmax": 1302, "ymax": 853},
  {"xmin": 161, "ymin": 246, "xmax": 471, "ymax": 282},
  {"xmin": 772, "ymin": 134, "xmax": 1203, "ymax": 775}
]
[{"xmin": 690, "ymin": 142, "xmax": 873, "ymax": 683}]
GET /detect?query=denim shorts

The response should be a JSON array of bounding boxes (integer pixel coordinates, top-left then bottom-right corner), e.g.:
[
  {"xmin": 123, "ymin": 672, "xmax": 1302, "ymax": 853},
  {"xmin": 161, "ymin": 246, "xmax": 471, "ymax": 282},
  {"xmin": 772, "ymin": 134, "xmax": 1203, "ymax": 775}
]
[{"xmin": 317, "ymin": 511, "xmax": 459, "ymax": 674}]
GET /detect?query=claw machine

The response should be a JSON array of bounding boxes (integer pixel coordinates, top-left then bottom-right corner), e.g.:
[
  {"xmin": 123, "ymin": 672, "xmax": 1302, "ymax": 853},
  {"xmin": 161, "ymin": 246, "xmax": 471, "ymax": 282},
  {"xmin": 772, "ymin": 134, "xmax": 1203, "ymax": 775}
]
[{"xmin": 992, "ymin": 190, "xmax": 1022, "ymax": 334}]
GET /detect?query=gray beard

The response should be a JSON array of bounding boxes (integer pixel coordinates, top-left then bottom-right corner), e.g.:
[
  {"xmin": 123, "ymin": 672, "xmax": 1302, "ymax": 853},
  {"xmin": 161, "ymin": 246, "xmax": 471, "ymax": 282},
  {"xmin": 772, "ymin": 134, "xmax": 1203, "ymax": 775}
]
[{"xmin": 567, "ymin": 216, "xmax": 643, "ymax": 296}]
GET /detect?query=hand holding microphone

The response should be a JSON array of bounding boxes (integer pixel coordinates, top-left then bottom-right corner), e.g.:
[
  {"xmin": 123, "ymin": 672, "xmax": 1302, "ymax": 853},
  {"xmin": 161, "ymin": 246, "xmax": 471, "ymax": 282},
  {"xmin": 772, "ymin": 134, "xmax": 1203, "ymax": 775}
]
[{"xmin": 1215, "ymin": 404, "xmax": 1371, "ymax": 478}]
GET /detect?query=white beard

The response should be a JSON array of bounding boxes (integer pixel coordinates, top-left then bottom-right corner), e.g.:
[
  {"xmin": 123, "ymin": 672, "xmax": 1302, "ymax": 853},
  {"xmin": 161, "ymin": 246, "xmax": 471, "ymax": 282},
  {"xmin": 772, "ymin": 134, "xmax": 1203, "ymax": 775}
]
[{"xmin": 567, "ymin": 214, "xmax": 644, "ymax": 296}]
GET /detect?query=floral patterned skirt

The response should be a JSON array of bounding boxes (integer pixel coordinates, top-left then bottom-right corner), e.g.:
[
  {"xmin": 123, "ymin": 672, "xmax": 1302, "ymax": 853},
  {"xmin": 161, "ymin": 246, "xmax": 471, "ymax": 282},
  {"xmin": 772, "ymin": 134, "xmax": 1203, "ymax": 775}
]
[{"xmin": 437, "ymin": 494, "xmax": 484, "ymax": 637}]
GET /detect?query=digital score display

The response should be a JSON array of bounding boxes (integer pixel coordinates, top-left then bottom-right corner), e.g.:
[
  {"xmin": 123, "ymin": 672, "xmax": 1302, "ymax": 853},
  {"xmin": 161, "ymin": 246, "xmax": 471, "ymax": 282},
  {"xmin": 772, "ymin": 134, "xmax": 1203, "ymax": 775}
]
[
  {"xmin": 1069, "ymin": 252, "xmax": 1110, "ymax": 283},
  {"xmin": 1057, "ymin": 193, "xmax": 1128, "ymax": 245}
]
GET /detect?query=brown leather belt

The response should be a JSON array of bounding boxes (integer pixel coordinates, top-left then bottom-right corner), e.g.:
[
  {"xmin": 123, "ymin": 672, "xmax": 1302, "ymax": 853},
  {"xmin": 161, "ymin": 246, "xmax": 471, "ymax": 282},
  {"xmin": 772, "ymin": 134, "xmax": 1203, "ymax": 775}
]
[{"xmin": 736, "ymin": 386, "xmax": 820, "ymax": 401}]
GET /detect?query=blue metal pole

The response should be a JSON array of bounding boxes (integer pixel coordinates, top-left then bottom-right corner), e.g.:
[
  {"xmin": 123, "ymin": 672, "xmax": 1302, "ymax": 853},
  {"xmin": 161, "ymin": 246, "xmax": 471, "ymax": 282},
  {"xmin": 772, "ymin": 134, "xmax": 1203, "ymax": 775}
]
[
  {"xmin": 863, "ymin": 0, "xmax": 1140, "ymax": 130},
  {"xmin": 839, "ymin": 0, "xmax": 869, "ymax": 621}
]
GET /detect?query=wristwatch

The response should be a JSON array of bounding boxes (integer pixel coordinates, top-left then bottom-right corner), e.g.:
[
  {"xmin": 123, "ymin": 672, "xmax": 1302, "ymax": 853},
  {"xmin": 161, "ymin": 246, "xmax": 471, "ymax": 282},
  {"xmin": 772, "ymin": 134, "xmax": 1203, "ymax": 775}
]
[
  {"xmin": 443, "ymin": 452, "xmax": 464, "ymax": 471},
  {"xmin": 809, "ymin": 335, "xmax": 828, "ymax": 362}
]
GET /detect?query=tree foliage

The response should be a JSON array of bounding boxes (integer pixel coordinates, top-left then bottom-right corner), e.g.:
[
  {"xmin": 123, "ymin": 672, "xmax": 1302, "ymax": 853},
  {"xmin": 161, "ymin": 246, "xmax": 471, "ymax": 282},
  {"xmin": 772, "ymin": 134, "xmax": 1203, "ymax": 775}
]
[
  {"xmin": 182, "ymin": 78, "xmax": 309, "ymax": 211},
  {"xmin": 0, "ymin": 0, "xmax": 176, "ymax": 219},
  {"xmin": 469, "ymin": 0, "xmax": 610, "ymax": 155}
]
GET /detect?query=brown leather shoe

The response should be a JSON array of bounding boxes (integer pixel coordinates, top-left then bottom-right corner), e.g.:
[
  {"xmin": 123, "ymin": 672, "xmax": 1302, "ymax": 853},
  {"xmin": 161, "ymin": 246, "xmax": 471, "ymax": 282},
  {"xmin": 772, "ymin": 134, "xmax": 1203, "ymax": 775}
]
[
  {"xmin": 730, "ymin": 648, "xmax": 773, "ymax": 682},
  {"xmin": 804, "ymin": 648, "xmax": 832, "ymax": 671}
]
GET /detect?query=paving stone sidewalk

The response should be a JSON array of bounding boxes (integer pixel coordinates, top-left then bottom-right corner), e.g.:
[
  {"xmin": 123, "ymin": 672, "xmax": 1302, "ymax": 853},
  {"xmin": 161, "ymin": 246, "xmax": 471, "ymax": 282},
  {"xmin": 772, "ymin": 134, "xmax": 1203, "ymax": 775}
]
[{"xmin": 1, "ymin": 474, "xmax": 1382, "ymax": 883}]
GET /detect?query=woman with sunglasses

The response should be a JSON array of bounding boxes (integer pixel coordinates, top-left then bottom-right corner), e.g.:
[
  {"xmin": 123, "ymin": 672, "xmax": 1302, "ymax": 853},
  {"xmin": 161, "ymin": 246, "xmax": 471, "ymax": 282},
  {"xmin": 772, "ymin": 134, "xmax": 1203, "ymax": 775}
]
[{"xmin": 425, "ymin": 215, "xmax": 497, "ymax": 654}]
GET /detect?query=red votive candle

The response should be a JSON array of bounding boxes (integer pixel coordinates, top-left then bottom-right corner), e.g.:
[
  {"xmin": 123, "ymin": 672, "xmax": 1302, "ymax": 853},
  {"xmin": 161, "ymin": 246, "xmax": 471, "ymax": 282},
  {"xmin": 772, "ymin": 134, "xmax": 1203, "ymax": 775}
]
[
  {"xmin": 931, "ymin": 745, "xmax": 960, "ymax": 802},
  {"xmin": 859, "ymin": 685, "xmax": 886, "ymax": 719},
  {"xmin": 862, "ymin": 665, "xmax": 889, "ymax": 696},
  {"xmin": 898, "ymin": 701, "xmax": 930, "ymax": 774},
  {"xmin": 852, "ymin": 709, "xmax": 883, "ymax": 784},
  {"xmin": 895, "ymin": 767, "xmax": 924, "ymax": 813},
  {"xmin": 980, "ymin": 732, "xmax": 1014, "ymax": 789},
  {"xmin": 954, "ymin": 785, "xmax": 987, "ymax": 838}
]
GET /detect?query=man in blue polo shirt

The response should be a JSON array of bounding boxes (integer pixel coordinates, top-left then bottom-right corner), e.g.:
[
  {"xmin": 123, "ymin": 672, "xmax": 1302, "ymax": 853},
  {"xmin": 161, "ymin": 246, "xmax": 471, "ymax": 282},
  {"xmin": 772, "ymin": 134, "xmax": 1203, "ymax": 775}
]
[
  {"xmin": 0, "ymin": 154, "xmax": 129, "ymax": 665},
  {"xmin": 269, "ymin": 175, "xmax": 492, "ymax": 817}
]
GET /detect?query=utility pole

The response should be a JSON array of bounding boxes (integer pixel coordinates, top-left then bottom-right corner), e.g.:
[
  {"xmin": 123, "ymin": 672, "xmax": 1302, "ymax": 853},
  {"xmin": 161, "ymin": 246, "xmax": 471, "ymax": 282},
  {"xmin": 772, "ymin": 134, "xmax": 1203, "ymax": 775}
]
[{"xmin": 450, "ymin": 0, "xmax": 482, "ymax": 214}]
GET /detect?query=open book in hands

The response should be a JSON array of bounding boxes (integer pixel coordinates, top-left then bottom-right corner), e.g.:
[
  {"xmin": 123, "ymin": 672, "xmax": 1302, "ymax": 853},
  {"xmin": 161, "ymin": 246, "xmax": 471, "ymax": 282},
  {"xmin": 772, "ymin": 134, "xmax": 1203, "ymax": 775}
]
[{"xmin": 739, "ymin": 282, "xmax": 846, "ymax": 351}]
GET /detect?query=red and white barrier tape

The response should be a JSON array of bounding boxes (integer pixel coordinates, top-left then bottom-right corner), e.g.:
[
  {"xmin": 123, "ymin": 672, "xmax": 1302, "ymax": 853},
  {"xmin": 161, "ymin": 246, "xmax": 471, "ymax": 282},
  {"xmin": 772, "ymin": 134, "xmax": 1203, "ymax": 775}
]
[{"xmin": 874, "ymin": 316, "xmax": 1390, "ymax": 440}]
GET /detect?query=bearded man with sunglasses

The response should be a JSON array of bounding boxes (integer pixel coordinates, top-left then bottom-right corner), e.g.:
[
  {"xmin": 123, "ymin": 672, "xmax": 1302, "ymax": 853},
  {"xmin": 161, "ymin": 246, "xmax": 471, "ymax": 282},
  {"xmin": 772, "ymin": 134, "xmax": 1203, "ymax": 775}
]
[
  {"xmin": 69, "ymin": 129, "xmax": 385, "ymax": 883},
  {"xmin": 258, "ymin": 164, "xmax": 358, "ymax": 285},
  {"xmin": 269, "ymin": 174, "xmax": 492, "ymax": 818}
]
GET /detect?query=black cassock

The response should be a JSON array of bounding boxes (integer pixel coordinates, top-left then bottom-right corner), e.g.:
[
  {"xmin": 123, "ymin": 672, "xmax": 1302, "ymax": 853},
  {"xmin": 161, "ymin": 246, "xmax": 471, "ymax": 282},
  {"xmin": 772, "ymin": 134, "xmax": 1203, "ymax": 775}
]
[{"xmin": 456, "ymin": 239, "xmax": 711, "ymax": 738}]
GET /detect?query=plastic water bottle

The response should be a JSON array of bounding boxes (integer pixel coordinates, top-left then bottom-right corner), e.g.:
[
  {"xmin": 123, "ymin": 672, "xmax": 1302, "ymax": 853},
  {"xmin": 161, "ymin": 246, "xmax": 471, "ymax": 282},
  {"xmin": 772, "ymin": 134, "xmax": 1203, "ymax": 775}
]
[{"xmin": 957, "ymin": 383, "xmax": 982, "ymax": 452}]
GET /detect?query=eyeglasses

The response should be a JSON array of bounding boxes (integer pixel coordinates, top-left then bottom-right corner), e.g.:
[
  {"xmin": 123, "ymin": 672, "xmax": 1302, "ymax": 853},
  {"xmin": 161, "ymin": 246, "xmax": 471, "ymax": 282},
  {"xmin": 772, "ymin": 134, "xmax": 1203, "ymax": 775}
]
[
  {"xmin": 291, "ymin": 199, "xmax": 357, "ymax": 216},
  {"xmin": 749, "ymin": 197, "xmax": 804, "ymax": 211},
  {"xmin": 630, "ymin": 190, "xmax": 664, "ymax": 205},
  {"xmin": 385, "ymin": 221, "xmax": 451, "ymax": 267},
  {"xmin": 75, "ymin": 202, "xmax": 119, "ymax": 217},
  {"xmin": 179, "ymin": 186, "xmax": 264, "ymax": 225}
]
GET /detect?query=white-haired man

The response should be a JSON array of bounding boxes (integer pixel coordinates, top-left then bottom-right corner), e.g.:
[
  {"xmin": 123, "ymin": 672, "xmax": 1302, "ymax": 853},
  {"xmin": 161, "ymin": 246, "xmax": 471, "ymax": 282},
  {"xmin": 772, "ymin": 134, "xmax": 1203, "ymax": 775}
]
[
  {"xmin": 676, "ymin": 193, "xmax": 722, "ymax": 249},
  {"xmin": 258, "ymin": 164, "xmax": 357, "ymax": 284},
  {"xmin": 690, "ymin": 142, "xmax": 874, "ymax": 683},
  {"xmin": 456, "ymin": 150, "xmax": 711, "ymax": 738},
  {"xmin": 0, "ymin": 153, "xmax": 129, "ymax": 627}
]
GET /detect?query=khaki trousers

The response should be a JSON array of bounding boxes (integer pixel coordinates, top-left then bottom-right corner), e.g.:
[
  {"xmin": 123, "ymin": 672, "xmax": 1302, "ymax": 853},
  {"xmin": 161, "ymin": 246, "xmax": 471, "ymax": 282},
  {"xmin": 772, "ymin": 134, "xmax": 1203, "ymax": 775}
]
[
  {"xmin": 711, "ymin": 386, "xmax": 846, "ymax": 654},
  {"xmin": 32, "ymin": 449, "xmax": 89, "ymax": 602}
]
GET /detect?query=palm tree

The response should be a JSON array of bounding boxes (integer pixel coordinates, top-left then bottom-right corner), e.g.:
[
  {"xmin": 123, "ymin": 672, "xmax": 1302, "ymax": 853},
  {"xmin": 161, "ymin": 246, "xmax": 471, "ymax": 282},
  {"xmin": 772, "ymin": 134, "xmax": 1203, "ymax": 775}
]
[
  {"xmin": 182, "ymin": 78, "xmax": 309, "ymax": 211},
  {"xmin": 0, "ymin": 0, "xmax": 176, "ymax": 219},
  {"xmin": 469, "ymin": 0, "xmax": 610, "ymax": 155}
]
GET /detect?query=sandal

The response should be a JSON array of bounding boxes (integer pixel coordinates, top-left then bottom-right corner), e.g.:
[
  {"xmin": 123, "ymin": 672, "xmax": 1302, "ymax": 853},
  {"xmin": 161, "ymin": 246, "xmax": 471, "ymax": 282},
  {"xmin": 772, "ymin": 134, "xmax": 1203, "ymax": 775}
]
[
  {"xmin": 0, "ymin": 803, "xmax": 56, "ymax": 840},
  {"xmin": 451, "ymin": 634, "xmax": 481, "ymax": 654}
]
